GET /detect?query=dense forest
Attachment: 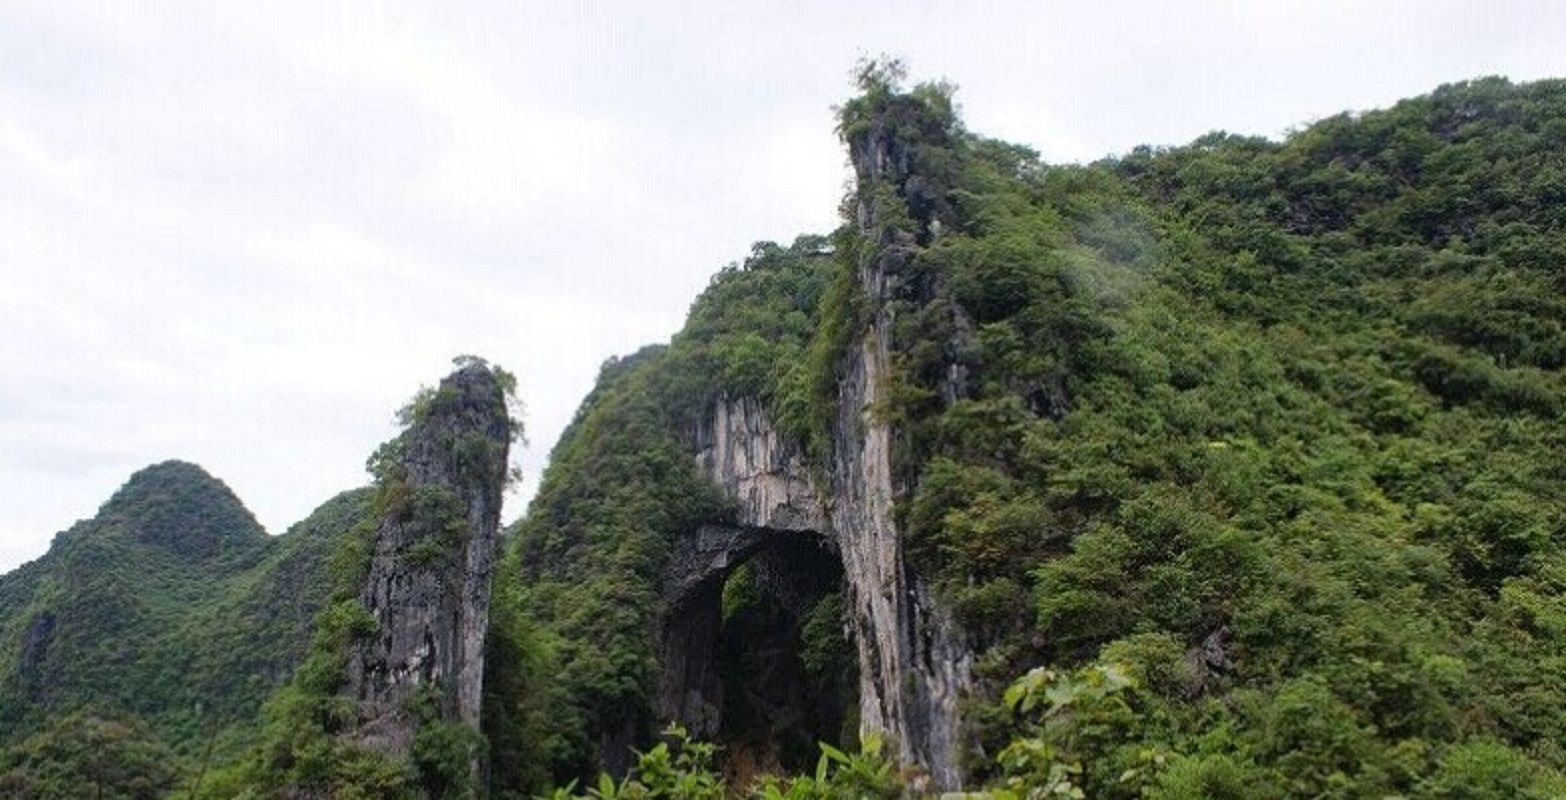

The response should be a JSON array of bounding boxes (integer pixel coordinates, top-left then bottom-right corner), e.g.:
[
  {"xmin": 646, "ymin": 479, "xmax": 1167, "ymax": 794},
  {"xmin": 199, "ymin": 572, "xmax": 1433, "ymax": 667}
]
[
  {"xmin": 3, "ymin": 65, "xmax": 1566, "ymax": 798},
  {"xmin": 0, "ymin": 461, "xmax": 370, "ymax": 796},
  {"xmin": 503, "ymin": 66, "xmax": 1566, "ymax": 798}
]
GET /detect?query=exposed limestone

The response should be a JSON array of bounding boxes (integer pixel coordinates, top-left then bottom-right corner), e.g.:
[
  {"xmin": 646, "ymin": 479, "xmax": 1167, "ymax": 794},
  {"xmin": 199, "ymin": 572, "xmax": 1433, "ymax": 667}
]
[
  {"xmin": 827, "ymin": 327, "xmax": 971, "ymax": 790},
  {"xmin": 659, "ymin": 99, "xmax": 978, "ymax": 789},
  {"xmin": 664, "ymin": 524, "xmax": 788, "ymax": 606},
  {"xmin": 680, "ymin": 381, "xmax": 971, "ymax": 788},
  {"xmin": 341, "ymin": 363, "xmax": 512, "ymax": 779},
  {"xmin": 694, "ymin": 395, "xmax": 826, "ymax": 532},
  {"xmin": 662, "ymin": 396, "xmax": 831, "ymax": 743},
  {"xmin": 656, "ymin": 519, "xmax": 843, "ymax": 763},
  {"xmin": 829, "ymin": 96, "xmax": 973, "ymax": 789}
]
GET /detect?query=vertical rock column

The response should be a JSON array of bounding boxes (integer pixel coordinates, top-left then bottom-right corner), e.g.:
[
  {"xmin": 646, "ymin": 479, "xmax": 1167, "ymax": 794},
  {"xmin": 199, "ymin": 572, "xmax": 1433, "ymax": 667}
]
[
  {"xmin": 343, "ymin": 363, "xmax": 512, "ymax": 768},
  {"xmin": 831, "ymin": 96, "xmax": 974, "ymax": 789}
]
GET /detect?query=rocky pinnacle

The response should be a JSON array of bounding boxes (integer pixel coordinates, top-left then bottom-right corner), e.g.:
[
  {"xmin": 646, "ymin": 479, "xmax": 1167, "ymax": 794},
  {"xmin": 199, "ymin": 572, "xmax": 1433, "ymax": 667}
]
[{"xmin": 343, "ymin": 362, "xmax": 512, "ymax": 771}]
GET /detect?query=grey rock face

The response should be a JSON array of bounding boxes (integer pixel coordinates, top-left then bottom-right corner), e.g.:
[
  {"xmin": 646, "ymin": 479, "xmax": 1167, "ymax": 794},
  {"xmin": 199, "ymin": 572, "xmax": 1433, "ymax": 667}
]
[
  {"xmin": 18, "ymin": 611, "xmax": 54, "ymax": 680},
  {"xmin": 342, "ymin": 363, "xmax": 511, "ymax": 771},
  {"xmin": 693, "ymin": 395, "xmax": 826, "ymax": 533},
  {"xmin": 657, "ymin": 399, "xmax": 835, "ymax": 746},
  {"xmin": 831, "ymin": 103, "xmax": 973, "ymax": 789},
  {"xmin": 827, "ymin": 330, "xmax": 972, "ymax": 790},
  {"xmin": 685, "ymin": 386, "xmax": 971, "ymax": 789},
  {"xmin": 659, "ymin": 103, "xmax": 978, "ymax": 789}
]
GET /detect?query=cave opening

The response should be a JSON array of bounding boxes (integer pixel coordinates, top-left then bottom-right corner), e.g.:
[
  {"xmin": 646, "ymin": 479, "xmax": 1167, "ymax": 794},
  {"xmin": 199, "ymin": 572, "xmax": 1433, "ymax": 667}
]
[{"xmin": 660, "ymin": 530, "xmax": 857, "ymax": 785}]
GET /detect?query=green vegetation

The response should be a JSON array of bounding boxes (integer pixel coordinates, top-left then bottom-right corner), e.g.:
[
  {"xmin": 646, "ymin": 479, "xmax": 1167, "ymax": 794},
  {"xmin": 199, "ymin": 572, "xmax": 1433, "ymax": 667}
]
[
  {"xmin": 0, "ymin": 711, "xmax": 182, "ymax": 799},
  {"xmin": 514, "ymin": 67, "xmax": 1566, "ymax": 796},
  {"xmin": 837, "ymin": 69, "xmax": 1566, "ymax": 796},
  {"xmin": 510, "ymin": 238, "xmax": 839, "ymax": 781},
  {"xmin": 200, "ymin": 358, "xmax": 522, "ymax": 799},
  {"xmin": 484, "ymin": 548, "xmax": 581, "ymax": 799},
  {"xmin": 0, "ymin": 361, "xmax": 519, "ymax": 797},
  {"xmin": 512, "ymin": 345, "xmax": 727, "ymax": 781},
  {"xmin": 6, "ymin": 68, "xmax": 1566, "ymax": 798},
  {"xmin": 541, "ymin": 726, "xmax": 901, "ymax": 800},
  {"xmin": 0, "ymin": 462, "xmax": 369, "ymax": 766},
  {"xmin": 189, "ymin": 510, "xmax": 400, "ymax": 799}
]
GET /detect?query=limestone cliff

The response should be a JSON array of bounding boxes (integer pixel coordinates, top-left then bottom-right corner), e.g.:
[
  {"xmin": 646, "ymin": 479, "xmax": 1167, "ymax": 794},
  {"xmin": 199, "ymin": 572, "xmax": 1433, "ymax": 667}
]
[
  {"xmin": 342, "ymin": 363, "xmax": 512, "ymax": 776},
  {"xmin": 519, "ymin": 85, "xmax": 979, "ymax": 789},
  {"xmin": 689, "ymin": 383, "xmax": 971, "ymax": 787},
  {"xmin": 830, "ymin": 86, "xmax": 975, "ymax": 790},
  {"xmin": 694, "ymin": 395, "xmax": 825, "ymax": 534},
  {"xmin": 659, "ymin": 96, "xmax": 978, "ymax": 788},
  {"xmin": 656, "ymin": 396, "xmax": 834, "ymax": 752}
]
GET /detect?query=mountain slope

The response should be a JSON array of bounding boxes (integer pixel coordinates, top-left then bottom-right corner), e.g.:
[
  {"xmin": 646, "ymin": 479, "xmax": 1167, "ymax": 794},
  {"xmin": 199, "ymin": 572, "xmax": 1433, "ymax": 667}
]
[
  {"xmin": 512, "ymin": 72, "xmax": 1566, "ymax": 797},
  {"xmin": 0, "ymin": 461, "xmax": 370, "ymax": 760},
  {"xmin": 0, "ymin": 71, "xmax": 1563, "ymax": 799}
]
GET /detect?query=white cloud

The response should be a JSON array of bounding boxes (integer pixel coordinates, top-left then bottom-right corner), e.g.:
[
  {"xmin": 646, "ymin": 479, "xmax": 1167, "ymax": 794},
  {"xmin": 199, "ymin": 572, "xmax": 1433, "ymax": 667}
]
[{"xmin": 1, "ymin": 0, "xmax": 1564, "ymax": 570}]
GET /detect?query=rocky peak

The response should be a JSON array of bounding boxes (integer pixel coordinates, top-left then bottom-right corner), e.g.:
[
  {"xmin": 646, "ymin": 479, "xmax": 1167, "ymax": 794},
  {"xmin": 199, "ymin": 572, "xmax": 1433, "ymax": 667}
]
[
  {"xmin": 342, "ymin": 362, "xmax": 513, "ymax": 785},
  {"xmin": 843, "ymin": 88, "xmax": 958, "ymax": 247},
  {"xmin": 831, "ymin": 88, "xmax": 974, "ymax": 789}
]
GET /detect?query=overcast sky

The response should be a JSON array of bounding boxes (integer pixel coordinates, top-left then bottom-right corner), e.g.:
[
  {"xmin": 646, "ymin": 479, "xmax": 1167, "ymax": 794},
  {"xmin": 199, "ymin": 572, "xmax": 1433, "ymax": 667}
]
[{"xmin": 1, "ymin": 1, "xmax": 1562, "ymax": 572}]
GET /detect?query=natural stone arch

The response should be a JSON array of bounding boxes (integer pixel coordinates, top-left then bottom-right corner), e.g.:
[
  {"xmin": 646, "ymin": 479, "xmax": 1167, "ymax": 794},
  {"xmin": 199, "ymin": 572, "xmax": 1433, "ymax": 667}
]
[
  {"xmin": 671, "ymin": 394, "xmax": 971, "ymax": 789},
  {"xmin": 656, "ymin": 524, "xmax": 848, "ymax": 759}
]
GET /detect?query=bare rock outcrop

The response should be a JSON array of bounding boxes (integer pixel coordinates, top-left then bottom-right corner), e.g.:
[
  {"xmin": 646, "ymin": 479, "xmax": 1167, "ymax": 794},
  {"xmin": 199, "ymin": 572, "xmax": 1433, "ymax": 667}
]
[
  {"xmin": 662, "ymin": 93, "xmax": 978, "ymax": 789},
  {"xmin": 694, "ymin": 395, "xmax": 826, "ymax": 533},
  {"xmin": 687, "ymin": 384, "xmax": 971, "ymax": 788},
  {"xmin": 341, "ymin": 363, "xmax": 512, "ymax": 781},
  {"xmin": 830, "ymin": 92, "xmax": 973, "ymax": 789}
]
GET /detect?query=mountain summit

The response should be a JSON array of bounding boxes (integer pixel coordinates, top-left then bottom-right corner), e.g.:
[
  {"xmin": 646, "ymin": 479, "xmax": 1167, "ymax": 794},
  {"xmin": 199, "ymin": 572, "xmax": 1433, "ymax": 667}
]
[{"xmin": 95, "ymin": 459, "xmax": 267, "ymax": 562}]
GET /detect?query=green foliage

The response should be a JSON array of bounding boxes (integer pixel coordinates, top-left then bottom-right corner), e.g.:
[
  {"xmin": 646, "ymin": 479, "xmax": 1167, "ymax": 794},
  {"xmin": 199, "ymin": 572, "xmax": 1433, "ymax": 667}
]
[
  {"xmin": 510, "ymin": 73, "xmax": 1566, "ymax": 795},
  {"xmin": 1417, "ymin": 737, "xmax": 1566, "ymax": 799},
  {"xmin": 987, "ymin": 664, "xmax": 1154, "ymax": 799},
  {"xmin": 484, "ymin": 549, "xmax": 583, "ymax": 799},
  {"xmin": 720, "ymin": 563, "xmax": 762, "ymax": 623},
  {"xmin": 673, "ymin": 236, "xmax": 839, "ymax": 448},
  {"xmin": 0, "ymin": 711, "xmax": 181, "ymax": 799},
  {"xmin": 199, "ymin": 580, "xmax": 406, "ymax": 798},
  {"xmin": 373, "ymin": 355, "xmax": 526, "ymax": 489},
  {"xmin": 797, "ymin": 592, "xmax": 851, "ymax": 682},
  {"xmin": 408, "ymin": 684, "xmax": 486, "ymax": 800},
  {"xmin": 514, "ymin": 348, "xmax": 725, "ymax": 776},
  {"xmin": 545, "ymin": 725, "xmax": 724, "ymax": 800},
  {"xmin": 400, "ymin": 484, "xmax": 466, "ymax": 567},
  {"xmin": 550, "ymin": 728, "xmax": 900, "ymax": 800},
  {"xmin": 188, "ymin": 361, "xmax": 521, "ymax": 796},
  {"xmin": 0, "ymin": 465, "xmax": 370, "ymax": 768},
  {"xmin": 817, "ymin": 73, "xmax": 1566, "ymax": 795},
  {"xmin": 9, "ymin": 68, "xmax": 1566, "ymax": 800},
  {"xmin": 753, "ymin": 737, "xmax": 901, "ymax": 800},
  {"xmin": 511, "ymin": 242, "xmax": 838, "ymax": 777},
  {"xmin": 792, "ymin": 231, "xmax": 867, "ymax": 457}
]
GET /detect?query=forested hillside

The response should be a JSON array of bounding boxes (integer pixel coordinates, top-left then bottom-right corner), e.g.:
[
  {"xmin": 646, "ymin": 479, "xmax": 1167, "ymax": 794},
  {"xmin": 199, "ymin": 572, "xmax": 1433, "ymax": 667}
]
[
  {"xmin": 511, "ymin": 69, "xmax": 1566, "ymax": 798},
  {"xmin": 0, "ymin": 462, "xmax": 370, "ymax": 793},
  {"xmin": 2, "ymin": 69, "xmax": 1565, "ymax": 799}
]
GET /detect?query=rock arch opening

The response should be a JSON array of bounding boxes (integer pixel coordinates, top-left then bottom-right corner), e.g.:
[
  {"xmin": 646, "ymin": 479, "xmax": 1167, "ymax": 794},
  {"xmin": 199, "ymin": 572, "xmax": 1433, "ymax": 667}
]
[{"xmin": 659, "ymin": 526, "xmax": 857, "ymax": 781}]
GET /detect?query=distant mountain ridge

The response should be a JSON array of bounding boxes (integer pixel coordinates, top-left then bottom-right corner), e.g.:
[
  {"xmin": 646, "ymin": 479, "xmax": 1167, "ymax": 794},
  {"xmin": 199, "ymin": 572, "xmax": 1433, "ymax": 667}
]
[
  {"xmin": 95, "ymin": 460, "xmax": 268, "ymax": 561},
  {"xmin": 0, "ymin": 459, "xmax": 370, "ymax": 760}
]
